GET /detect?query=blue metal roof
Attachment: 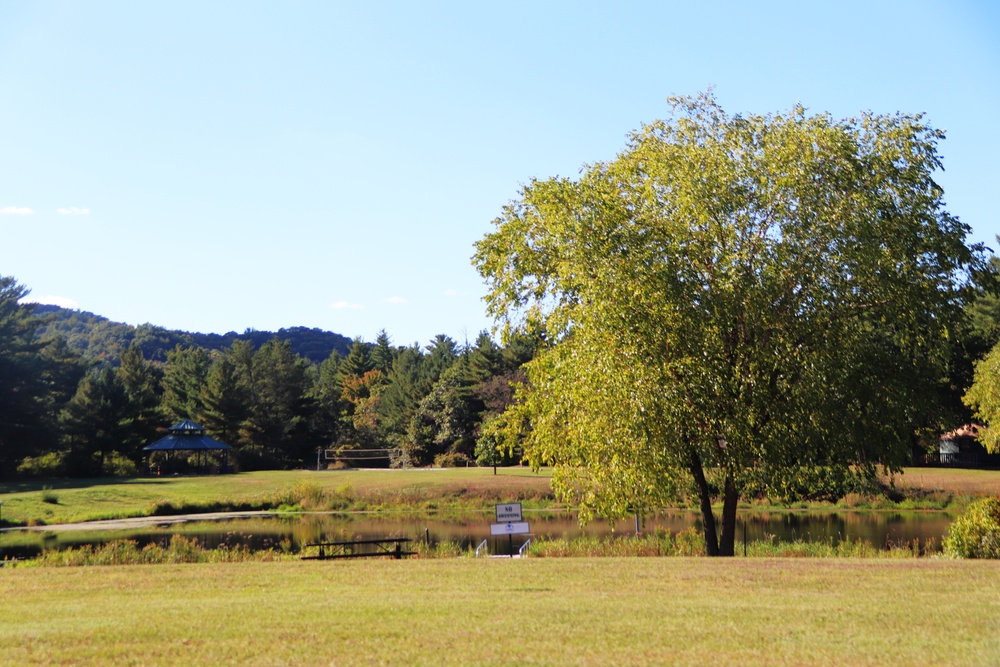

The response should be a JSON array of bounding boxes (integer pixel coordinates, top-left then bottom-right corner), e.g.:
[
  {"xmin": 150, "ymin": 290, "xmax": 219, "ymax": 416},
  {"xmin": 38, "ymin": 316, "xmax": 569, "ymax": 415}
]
[
  {"xmin": 143, "ymin": 433, "xmax": 232, "ymax": 451},
  {"xmin": 168, "ymin": 420, "xmax": 205, "ymax": 434}
]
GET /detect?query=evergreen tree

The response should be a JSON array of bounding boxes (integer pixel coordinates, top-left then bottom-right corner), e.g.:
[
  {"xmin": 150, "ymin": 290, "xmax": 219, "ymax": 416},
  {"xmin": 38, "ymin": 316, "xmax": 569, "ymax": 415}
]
[
  {"xmin": 162, "ymin": 345, "xmax": 210, "ymax": 422},
  {"xmin": 241, "ymin": 339, "xmax": 315, "ymax": 466},
  {"xmin": 199, "ymin": 355, "xmax": 251, "ymax": 445},
  {"xmin": 406, "ymin": 365, "xmax": 476, "ymax": 466},
  {"xmin": 115, "ymin": 344, "xmax": 165, "ymax": 460},
  {"xmin": 311, "ymin": 350, "xmax": 344, "ymax": 449},
  {"xmin": 371, "ymin": 329, "xmax": 395, "ymax": 375},
  {"xmin": 0, "ymin": 276, "xmax": 88, "ymax": 476},
  {"xmin": 376, "ymin": 345, "xmax": 425, "ymax": 449},
  {"xmin": 339, "ymin": 337, "xmax": 374, "ymax": 378},
  {"xmin": 422, "ymin": 334, "xmax": 458, "ymax": 389},
  {"xmin": 60, "ymin": 367, "xmax": 132, "ymax": 476}
]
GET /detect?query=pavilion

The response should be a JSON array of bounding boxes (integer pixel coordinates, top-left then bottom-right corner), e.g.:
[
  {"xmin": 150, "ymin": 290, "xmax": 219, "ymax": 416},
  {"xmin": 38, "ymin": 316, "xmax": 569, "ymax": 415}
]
[{"xmin": 144, "ymin": 420, "xmax": 233, "ymax": 474}]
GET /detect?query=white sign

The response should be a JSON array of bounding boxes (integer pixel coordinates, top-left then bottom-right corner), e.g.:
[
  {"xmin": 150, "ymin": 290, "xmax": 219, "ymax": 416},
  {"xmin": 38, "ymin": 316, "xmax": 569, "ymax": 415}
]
[
  {"xmin": 491, "ymin": 522, "xmax": 530, "ymax": 536},
  {"xmin": 495, "ymin": 503, "xmax": 522, "ymax": 523}
]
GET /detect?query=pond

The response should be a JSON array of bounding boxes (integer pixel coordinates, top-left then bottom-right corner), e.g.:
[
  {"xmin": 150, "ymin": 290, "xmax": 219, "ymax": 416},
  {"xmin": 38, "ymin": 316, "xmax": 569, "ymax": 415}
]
[{"xmin": 0, "ymin": 509, "xmax": 956, "ymax": 559}]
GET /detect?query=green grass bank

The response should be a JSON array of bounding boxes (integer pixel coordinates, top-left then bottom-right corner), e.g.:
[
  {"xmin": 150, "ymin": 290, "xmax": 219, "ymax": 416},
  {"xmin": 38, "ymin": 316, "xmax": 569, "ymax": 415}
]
[{"xmin": 1, "ymin": 466, "xmax": 996, "ymax": 527}]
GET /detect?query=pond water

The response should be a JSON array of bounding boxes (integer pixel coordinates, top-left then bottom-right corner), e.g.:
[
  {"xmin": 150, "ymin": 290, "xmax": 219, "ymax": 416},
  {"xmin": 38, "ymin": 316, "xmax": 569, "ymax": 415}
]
[{"xmin": 0, "ymin": 509, "xmax": 955, "ymax": 559}]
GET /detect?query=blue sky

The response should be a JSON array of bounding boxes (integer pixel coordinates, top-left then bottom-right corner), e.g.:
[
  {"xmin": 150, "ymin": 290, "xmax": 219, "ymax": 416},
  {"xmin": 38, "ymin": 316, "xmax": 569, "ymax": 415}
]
[{"xmin": 1, "ymin": 1, "xmax": 997, "ymax": 347}]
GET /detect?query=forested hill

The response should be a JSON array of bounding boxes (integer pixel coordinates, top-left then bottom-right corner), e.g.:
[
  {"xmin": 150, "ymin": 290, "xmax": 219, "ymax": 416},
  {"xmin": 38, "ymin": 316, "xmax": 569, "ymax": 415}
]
[{"xmin": 32, "ymin": 304, "xmax": 353, "ymax": 364}]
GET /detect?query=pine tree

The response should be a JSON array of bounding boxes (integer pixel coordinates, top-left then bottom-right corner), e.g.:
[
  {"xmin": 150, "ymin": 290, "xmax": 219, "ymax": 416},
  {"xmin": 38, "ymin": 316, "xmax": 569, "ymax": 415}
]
[
  {"xmin": 371, "ymin": 329, "xmax": 395, "ymax": 375},
  {"xmin": 162, "ymin": 345, "xmax": 210, "ymax": 421},
  {"xmin": 199, "ymin": 355, "xmax": 251, "ymax": 445}
]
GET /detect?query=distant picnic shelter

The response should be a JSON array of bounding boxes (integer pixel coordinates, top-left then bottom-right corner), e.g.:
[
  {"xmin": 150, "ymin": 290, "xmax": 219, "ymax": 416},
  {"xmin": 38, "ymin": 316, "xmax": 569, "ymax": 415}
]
[{"xmin": 144, "ymin": 420, "xmax": 233, "ymax": 474}]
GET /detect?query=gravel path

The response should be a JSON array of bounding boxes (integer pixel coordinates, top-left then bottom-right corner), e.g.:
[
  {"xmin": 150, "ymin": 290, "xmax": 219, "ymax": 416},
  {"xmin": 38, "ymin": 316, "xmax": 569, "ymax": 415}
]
[{"xmin": 1, "ymin": 511, "xmax": 275, "ymax": 533}]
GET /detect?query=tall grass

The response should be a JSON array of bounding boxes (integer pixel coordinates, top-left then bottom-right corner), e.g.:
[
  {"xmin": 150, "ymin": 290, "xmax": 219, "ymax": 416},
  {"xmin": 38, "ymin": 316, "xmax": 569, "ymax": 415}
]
[
  {"xmin": 17, "ymin": 534, "xmax": 294, "ymax": 567},
  {"xmin": 525, "ymin": 530, "xmax": 932, "ymax": 559}
]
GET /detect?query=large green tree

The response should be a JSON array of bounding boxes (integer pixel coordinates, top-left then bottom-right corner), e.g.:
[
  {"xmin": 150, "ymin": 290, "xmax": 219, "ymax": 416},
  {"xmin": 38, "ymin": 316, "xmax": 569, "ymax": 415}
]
[
  {"xmin": 964, "ymin": 341, "xmax": 1000, "ymax": 452},
  {"xmin": 240, "ymin": 339, "xmax": 315, "ymax": 466},
  {"xmin": 0, "ymin": 277, "xmax": 80, "ymax": 475},
  {"xmin": 162, "ymin": 345, "xmax": 211, "ymax": 422},
  {"xmin": 198, "ymin": 353, "xmax": 251, "ymax": 444},
  {"xmin": 474, "ymin": 93, "xmax": 984, "ymax": 556}
]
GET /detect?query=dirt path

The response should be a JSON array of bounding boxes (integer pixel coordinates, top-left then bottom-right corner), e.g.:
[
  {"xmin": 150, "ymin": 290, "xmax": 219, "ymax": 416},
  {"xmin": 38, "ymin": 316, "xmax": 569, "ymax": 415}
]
[{"xmin": 1, "ymin": 511, "xmax": 275, "ymax": 533}]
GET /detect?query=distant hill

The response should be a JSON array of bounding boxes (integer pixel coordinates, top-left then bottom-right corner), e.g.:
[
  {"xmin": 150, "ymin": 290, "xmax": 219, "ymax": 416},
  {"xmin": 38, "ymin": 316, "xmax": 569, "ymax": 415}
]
[{"xmin": 32, "ymin": 304, "xmax": 353, "ymax": 364}]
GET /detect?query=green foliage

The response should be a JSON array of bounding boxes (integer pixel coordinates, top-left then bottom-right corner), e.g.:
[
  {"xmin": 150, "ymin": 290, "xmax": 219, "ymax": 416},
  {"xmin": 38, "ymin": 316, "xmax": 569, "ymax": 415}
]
[
  {"xmin": 162, "ymin": 345, "xmax": 210, "ymax": 421},
  {"xmin": 239, "ymin": 339, "xmax": 316, "ymax": 466},
  {"xmin": 407, "ymin": 366, "xmax": 476, "ymax": 465},
  {"xmin": 0, "ymin": 276, "xmax": 81, "ymax": 476},
  {"xmin": 433, "ymin": 452, "xmax": 472, "ymax": 468},
  {"xmin": 339, "ymin": 337, "xmax": 374, "ymax": 378},
  {"xmin": 741, "ymin": 465, "xmax": 881, "ymax": 504},
  {"xmin": 964, "ymin": 340, "xmax": 1000, "ymax": 452},
  {"xmin": 33, "ymin": 305, "xmax": 352, "ymax": 365},
  {"xmin": 943, "ymin": 497, "xmax": 1000, "ymax": 558},
  {"xmin": 16, "ymin": 452, "xmax": 67, "ymax": 477},
  {"xmin": 59, "ymin": 344, "xmax": 164, "ymax": 476},
  {"xmin": 101, "ymin": 451, "xmax": 139, "ymax": 477},
  {"xmin": 474, "ymin": 92, "xmax": 984, "ymax": 556},
  {"xmin": 3, "ymin": 270, "xmax": 536, "ymax": 475}
]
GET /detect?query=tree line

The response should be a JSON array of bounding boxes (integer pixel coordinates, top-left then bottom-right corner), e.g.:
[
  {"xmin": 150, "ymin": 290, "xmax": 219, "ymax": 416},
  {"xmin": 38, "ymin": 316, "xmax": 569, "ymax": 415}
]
[{"xmin": 0, "ymin": 275, "xmax": 537, "ymax": 478}]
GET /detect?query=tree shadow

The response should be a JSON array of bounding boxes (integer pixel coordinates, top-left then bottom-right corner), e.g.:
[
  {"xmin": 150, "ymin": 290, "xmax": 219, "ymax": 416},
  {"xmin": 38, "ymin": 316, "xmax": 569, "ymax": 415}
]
[{"xmin": 0, "ymin": 477, "xmax": 174, "ymax": 494}]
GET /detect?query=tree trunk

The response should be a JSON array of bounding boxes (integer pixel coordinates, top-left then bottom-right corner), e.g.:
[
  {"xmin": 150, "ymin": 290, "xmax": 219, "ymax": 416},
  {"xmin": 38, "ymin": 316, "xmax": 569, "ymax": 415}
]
[
  {"xmin": 718, "ymin": 475, "xmax": 739, "ymax": 557},
  {"xmin": 688, "ymin": 449, "xmax": 719, "ymax": 557}
]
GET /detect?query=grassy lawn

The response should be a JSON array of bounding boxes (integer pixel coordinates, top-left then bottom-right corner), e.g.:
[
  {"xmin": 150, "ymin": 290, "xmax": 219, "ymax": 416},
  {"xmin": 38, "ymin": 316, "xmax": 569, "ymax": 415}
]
[
  {"xmin": 887, "ymin": 468, "xmax": 1000, "ymax": 497},
  {"xmin": 0, "ymin": 467, "xmax": 555, "ymax": 526},
  {"xmin": 1, "ymin": 557, "xmax": 997, "ymax": 666}
]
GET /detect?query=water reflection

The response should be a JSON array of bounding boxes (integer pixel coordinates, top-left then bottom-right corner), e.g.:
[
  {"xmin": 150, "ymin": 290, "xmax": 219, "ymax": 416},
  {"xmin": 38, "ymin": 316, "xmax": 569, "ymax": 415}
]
[{"xmin": 1, "ymin": 509, "xmax": 955, "ymax": 559}]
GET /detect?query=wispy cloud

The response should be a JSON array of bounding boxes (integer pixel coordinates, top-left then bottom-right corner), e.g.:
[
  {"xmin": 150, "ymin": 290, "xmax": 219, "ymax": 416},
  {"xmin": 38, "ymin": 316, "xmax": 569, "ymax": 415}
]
[
  {"xmin": 57, "ymin": 207, "xmax": 91, "ymax": 215},
  {"xmin": 331, "ymin": 300, "xmax": 363, "ymax": 310},
  {"xmin": 381, "ymin": 296, "xmax": 407, "ymax": 305},
  {"xmin": 20, "ymin": 295, "xmax": 80, "ymax": 309},
  {"xmin": 1, "ymin": 206, "xmax": 34, "ymax": 216}
]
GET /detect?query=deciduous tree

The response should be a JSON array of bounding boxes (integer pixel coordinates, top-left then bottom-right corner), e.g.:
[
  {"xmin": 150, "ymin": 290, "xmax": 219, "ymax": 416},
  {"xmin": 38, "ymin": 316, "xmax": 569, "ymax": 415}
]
[{"xmin": 474, "ymin": 92, "xmax": 984, "ymax": 556}]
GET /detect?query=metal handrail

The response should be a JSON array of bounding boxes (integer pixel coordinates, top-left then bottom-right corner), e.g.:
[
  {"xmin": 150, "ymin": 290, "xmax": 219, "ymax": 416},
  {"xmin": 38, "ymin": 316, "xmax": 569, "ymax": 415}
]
[
  {"xmin": 517, "ymin": 538, "xmax": 532, "ymax": 557},
  {"xmin": 475, "ymin": 539, "xmax": 488, "ymax": 558}
]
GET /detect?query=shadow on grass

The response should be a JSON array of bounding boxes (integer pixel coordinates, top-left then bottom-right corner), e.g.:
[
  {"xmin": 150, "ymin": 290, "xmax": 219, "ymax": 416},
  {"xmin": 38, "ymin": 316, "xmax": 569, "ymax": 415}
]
[{"xmin": 0, "ymin": 476, "xmax": 197, "ymax": 494}]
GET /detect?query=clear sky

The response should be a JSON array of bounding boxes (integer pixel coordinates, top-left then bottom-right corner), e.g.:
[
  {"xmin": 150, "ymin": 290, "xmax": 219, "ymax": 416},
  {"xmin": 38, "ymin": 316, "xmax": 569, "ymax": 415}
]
[{"xmin": 1, "ymin": 1, "xmax": 997, "ymax": 348}]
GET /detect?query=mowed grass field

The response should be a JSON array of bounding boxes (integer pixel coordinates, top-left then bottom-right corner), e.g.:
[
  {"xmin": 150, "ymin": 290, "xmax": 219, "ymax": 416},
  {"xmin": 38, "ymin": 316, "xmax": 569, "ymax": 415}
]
[
  {"xmin": 2, "ymin": 557, "xmax": 998, "ymax": 666},
  {"xmin": 886, "ymin": 467, "xmax": 1000, "ymax": 497}
]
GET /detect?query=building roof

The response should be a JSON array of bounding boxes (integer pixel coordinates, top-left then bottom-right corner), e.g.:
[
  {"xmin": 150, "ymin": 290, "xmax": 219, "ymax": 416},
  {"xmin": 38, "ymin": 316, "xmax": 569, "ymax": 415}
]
[
  {"xmin": 143, "ymin": 420, "xmax": 232, "ymax": 451},
  {"xmin": 168, "ymin": 419, "xmax": 205, "ymax": 434},
  {"xmin": 941, "ymin": 424, "xmax": 983, "ymax": 441}
]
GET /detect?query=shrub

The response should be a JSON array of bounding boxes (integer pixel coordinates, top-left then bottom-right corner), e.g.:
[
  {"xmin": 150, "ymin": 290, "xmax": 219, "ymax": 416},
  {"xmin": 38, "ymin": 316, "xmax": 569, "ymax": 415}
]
[
  {"xmin": 102, "ymin": 451, "xmax": 139, "ymax": 477},
  {"xmin": 943, "ymin": 497, "xmax": 1000, "ymax": 559},
  {"xmin": 17, "ymin": 452, "xmax": 66, "ymax": 477},
  {"xmin": 433, "ymin": 452, "xmax": 472, "ymax": 468}
]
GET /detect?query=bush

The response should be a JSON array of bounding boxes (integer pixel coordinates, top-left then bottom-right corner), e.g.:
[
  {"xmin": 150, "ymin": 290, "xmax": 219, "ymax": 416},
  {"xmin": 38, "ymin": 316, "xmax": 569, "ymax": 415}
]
[
  {"xmin": 102, "ymin": 451, "xmax": 139, "ymax": 477},
  {"xmin": 944, "ymin": 497, "xmax": 1000, "ymax": 559},
  {"xmin": 17, "ymin": 452, "xmax": 66, "ymax": 477},
  {"xmin": 433, "ymin": 452, "xmax": 471, "ymax": 468}
]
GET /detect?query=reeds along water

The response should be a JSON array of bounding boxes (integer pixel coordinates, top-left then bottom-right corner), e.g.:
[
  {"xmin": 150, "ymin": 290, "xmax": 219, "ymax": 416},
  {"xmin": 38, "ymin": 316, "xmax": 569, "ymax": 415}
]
[{"xmin": 2, "ymin": 509, "xmax": 956, "ymax": 561}]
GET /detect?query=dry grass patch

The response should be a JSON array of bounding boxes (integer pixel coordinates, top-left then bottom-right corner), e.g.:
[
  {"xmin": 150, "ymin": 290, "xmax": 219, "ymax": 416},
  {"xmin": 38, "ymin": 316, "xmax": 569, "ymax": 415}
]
[{"xmin": 890, "ymin": 468, "xmax": 1000, "ymax": 497}]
